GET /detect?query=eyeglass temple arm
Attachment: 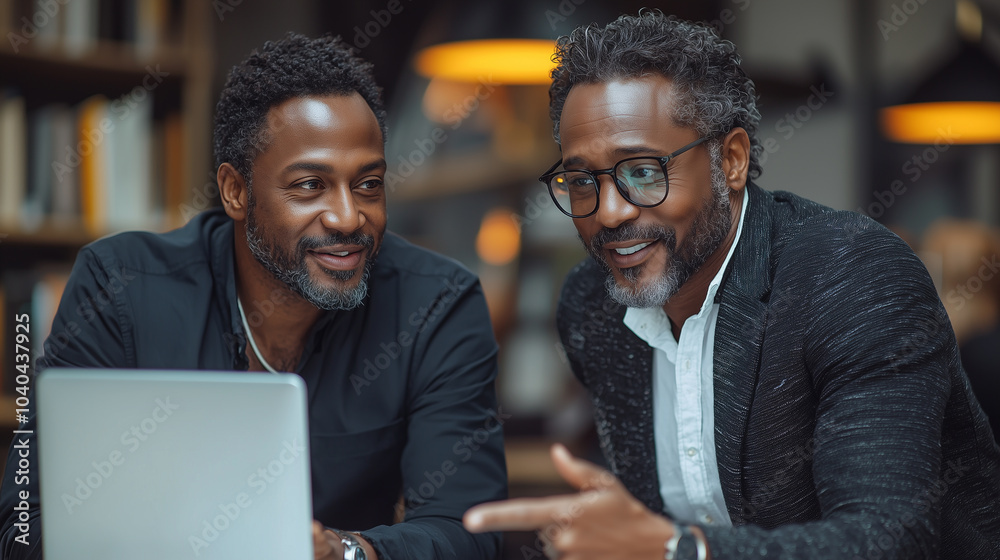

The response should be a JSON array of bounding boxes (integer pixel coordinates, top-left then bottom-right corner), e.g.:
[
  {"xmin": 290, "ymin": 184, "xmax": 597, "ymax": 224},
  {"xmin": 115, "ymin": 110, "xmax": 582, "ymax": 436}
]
[
  {"xmin": 538, "ymin": 159, "xmax": 564, "ymax": 182},
  {"xmin": 665, "ymin": 136, "xmax": 711, "ymax": 160}
]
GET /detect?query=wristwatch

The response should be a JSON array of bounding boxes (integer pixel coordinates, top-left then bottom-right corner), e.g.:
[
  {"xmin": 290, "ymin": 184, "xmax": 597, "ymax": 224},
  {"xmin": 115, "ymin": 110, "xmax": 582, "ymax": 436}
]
[
  {"xmin": 675, "ymin": 526, "xmax": 699, "ymax": 560},
  {"xmin": 335, "ymin": 530, "xmax": 367, "ymax": 560},
  {"xmin": 665, "ymin": 525, "xmax": 707, "ymax": 560}
]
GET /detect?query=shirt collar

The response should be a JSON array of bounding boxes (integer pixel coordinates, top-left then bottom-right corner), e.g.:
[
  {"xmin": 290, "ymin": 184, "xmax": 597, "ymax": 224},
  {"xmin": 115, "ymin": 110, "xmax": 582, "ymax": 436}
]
[{"xmin": 624, "ymin": 186, "xmax": 750, "ymax": 344}]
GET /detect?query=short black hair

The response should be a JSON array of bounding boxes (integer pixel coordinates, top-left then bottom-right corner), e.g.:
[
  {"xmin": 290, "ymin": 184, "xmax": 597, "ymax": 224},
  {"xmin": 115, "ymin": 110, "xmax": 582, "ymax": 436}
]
[
  {"xmin": 213, "ymin": 33, "xmax": 388, "ymax": 182},
  {"xmin": 549, "ymin": 10, "xmax": 763, "ymax": 179}
]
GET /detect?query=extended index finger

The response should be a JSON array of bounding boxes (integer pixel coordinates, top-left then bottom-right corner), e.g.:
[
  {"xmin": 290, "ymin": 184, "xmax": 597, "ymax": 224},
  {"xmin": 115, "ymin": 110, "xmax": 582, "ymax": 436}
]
[{"xmin": 464, "ymin": 495, "xmax": 581, "ymax": 532}]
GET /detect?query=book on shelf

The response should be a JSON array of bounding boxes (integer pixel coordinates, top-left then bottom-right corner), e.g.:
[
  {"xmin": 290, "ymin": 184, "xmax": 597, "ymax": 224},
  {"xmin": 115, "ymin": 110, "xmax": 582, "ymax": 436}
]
[
  {"xmin": 4, "ymin": 0, "xmax": 178, "ymax": 57},
  {"xmin": 78, "ymin": 95, "xmax": 110, "ymax": 234},
  {"xmin": 24, "ymin": 104, "xmax": 57, "ymax": 231},
  {"xmin": 63, "ymin": 0, "xmax": 100, "ymax": 56},
  {"xmin": 0, "ymin": 90, "xmax": 183, "ymax": 237},
  {"xmin": 0, "ymin": 92, "xmax": 26, "ymax": 231},
  {"xmin": 50, "ymin": 104, "xmax": 79, "ymax": 222}
]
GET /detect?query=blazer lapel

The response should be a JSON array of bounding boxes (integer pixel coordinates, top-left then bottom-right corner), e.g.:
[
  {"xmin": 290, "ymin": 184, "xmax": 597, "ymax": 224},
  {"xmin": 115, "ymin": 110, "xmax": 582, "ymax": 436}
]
[
  {"xmin": 586, "ymin": 298, "xmax": 665, "ymax": 514},
  {"xmin": 713, "ymin": 183, "xmax": 774, "ymax": 525}
]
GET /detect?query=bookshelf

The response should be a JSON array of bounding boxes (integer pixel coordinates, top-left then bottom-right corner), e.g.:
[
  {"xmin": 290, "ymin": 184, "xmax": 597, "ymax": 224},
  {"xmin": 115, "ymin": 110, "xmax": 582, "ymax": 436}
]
[{"xmin": 0, "ymin": 0, "xmax": 214, "ymax": 429}]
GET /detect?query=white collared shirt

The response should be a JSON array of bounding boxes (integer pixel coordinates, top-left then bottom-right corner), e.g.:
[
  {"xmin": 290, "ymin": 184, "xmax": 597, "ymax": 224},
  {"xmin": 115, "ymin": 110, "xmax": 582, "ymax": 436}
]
[{"xmin": 622, "ymin": 187, "xmax": 748, "ymax": 528}]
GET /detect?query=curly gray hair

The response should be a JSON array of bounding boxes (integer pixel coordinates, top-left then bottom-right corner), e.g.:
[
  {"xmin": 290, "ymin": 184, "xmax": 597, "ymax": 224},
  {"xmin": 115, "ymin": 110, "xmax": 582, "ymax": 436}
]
[{"xmin": 549, "ymin": 10, "xmax": 763, "ymax": 179}]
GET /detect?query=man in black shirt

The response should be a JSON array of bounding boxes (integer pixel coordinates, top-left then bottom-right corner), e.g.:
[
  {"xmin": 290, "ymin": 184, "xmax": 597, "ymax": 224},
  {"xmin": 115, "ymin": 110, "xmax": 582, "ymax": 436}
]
[{"xmin": 0, "ymin": 34, "xmax": 506, "ymax": 560}]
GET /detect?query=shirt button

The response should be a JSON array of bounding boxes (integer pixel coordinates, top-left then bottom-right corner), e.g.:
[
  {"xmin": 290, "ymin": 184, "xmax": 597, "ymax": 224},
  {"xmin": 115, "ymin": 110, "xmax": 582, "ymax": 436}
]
[
  {"xmin": 704, "ymin": 515, "xmax": 714, "ymax": 524},
  {"xmin": 686, "ymin": 447, "xmax": 698, "ymax": 457}
]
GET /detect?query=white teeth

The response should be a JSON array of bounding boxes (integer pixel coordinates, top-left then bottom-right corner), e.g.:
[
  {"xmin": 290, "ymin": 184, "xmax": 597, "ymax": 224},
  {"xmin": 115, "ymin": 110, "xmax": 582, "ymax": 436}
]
[
  {"xmin": 330, "ymin": 251, "xmax": 350, "ymax": 257},
  {"xmin": 614, "ymin": 242, "xmax": 652, "ymax": 256}
]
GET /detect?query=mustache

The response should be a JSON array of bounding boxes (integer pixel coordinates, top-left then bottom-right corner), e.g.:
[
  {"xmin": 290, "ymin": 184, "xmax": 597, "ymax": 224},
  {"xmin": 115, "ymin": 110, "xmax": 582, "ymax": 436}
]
[
  {"xmin": 298, "ymin": 232, "xmax": 375, "ymax": 252},
  {"xmin": 589, "ymin": 223, "xmax": 676, "ymax": 254}
]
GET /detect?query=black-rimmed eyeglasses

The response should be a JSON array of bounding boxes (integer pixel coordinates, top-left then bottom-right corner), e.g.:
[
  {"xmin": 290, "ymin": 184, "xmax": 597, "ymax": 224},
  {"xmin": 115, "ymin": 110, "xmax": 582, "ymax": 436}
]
[{"xmin": 538, "ymin": 136, "xmax": 711, "ymax": 218}]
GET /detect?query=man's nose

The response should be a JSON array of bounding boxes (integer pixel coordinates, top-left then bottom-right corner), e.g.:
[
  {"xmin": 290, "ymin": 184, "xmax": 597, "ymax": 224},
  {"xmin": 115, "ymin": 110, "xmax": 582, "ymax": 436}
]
[
  {"xmin": 594, "ymin": 175, "xmax": 639, "ymax": 230},
  {"xmin": 319, "ymin": 187, "xmax": 365, "ymax": 233}
]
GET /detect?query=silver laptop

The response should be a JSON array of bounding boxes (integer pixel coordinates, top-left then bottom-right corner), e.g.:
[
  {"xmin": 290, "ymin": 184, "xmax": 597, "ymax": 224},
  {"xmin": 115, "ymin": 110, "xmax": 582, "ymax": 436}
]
[{"xmin": 37, "ymin": 369, "xmax": 313, "ymax": 559}]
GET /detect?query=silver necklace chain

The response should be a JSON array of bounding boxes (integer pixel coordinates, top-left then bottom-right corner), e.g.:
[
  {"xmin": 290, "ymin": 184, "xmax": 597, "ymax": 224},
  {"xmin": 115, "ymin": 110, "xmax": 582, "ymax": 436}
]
[{"xmin": 237, "ymin": 297, "xmax": 279, "ymax": 374}]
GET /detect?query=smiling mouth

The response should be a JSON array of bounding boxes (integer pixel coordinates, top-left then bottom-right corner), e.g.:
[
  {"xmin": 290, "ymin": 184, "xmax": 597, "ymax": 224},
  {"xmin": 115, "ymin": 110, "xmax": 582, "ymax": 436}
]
[
  {"xmin": 307, "ymin": 248, "xmax": 365, "ymax": 272},
  {"xmin": 613, "ymin": 241, "xmax": 652, "ymax": 256},
  {"xmin": 603, "ymin": 238, "xmax": 661, "ymax": 271}
]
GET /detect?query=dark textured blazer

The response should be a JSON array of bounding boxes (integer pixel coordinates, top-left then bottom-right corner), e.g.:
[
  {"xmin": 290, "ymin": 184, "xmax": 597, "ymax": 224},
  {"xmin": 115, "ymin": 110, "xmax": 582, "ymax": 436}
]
[{"xmin": 556, "ymin": 183, "xmax": 1000, "ymax": 559}]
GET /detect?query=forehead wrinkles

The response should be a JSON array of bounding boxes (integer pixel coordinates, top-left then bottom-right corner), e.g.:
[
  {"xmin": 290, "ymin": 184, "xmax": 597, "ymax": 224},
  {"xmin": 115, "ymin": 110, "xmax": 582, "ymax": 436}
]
[
  {"xmin": 561, "ymin": 116, "xmax": 661, "ymax": 167},
  {"xmin": 560, "ymin": 79, "xmax": 680, "ymax": 160}
]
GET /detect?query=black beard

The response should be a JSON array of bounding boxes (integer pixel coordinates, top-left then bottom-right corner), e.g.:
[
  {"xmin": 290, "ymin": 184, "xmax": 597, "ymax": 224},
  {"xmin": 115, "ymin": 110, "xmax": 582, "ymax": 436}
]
[
  {"xmin": 584, "ymin": 180, "xmax": 733, "ymax": 308},
  {"xmin": 244, "ymin": 195, "xmax": 377, "ymax": 311}
]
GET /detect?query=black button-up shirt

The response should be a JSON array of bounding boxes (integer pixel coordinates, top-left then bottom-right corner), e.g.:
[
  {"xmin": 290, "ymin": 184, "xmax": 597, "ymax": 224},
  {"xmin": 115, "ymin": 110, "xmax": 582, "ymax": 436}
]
[{"xmin": 0, "ymin": 208, "xmax": 507, "ymax": 560}]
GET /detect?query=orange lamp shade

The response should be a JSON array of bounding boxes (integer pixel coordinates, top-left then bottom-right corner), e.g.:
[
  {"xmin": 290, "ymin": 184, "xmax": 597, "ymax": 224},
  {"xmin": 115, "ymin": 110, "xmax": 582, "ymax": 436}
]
[
  {"xmin": 880, "ymin": 101, "xmax": 1000, "ymax": 144},
  {"xmin": 415, "ymin": 39, "xmax": 557, "ymax": 85}
]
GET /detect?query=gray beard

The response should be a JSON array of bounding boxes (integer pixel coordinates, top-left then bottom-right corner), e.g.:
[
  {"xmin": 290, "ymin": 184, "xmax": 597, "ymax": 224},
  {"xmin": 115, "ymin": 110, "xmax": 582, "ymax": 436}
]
[
  {"xmin": 244, "ymin": 190, "xmax": 374, "ymax": 311},
  {"xmin": 590, "ymin": 156, "xmax": 733, "ymax": 309}
]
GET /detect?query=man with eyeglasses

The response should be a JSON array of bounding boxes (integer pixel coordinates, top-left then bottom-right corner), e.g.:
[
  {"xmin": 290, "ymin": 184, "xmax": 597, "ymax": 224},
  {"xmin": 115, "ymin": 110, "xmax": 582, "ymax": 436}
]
[{"xmin": 464, "ymin": 10, "xmax": 1000, "ymax": 560}]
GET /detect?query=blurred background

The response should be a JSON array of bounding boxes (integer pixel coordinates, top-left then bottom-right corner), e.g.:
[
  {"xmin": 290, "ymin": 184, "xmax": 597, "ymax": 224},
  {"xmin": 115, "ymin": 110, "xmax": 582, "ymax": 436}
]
[{"xmin": 1, "ymin": 0, "xmax": 999, "ymax": 556}]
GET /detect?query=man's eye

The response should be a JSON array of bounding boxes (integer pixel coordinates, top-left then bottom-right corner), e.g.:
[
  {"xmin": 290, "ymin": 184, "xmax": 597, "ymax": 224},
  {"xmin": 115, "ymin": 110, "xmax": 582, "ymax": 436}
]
[
  {"xmin": 297, "ymin": 180, "xmax": 322, "ymax": 190},
  {"xmin": 630, "ymin": 167, "xmax": 657, "ymax": 179},
  {"xmin": 358, "ymin": 179, "xmax": 384, "ymax": 191}
]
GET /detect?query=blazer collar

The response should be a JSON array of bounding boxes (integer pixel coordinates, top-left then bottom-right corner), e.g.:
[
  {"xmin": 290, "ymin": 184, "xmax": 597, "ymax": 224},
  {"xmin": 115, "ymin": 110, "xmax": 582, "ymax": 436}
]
[
  {"xmin": 717, "ymin": 182, "xmax": 774, "ymax": 303},
  {"xmin": 712, "ymin": 182, "xmax": 775, "ymax": 524}
]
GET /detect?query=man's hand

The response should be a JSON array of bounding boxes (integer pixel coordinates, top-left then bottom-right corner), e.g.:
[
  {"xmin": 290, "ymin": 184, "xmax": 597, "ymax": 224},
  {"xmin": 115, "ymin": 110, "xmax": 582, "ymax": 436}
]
[
  {"xmin": 312, "ymin": 521, "xmax": 344, "ymax": 560},
  {"xmin": 463, "ymin": 444, "xmax": 683, "ymax": 560}
]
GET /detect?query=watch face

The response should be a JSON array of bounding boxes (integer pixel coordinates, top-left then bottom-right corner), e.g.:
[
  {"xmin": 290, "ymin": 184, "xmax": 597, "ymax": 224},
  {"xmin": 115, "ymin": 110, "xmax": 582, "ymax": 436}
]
[
  {"xmin": 676, "ymin": 532, "xmax": 697, "ymax": 560},
  {"xmin": 341, "ymin": 534, "xmax": 366, "ymax": 560}
]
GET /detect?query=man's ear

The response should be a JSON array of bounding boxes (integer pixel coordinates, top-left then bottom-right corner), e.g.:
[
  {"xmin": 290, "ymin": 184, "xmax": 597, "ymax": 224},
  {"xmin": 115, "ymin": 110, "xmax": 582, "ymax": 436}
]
[
  {"xmin": 721, "ymin": 127, "xmax": 751, "ymax": 193},
  {"xmin": 218, "ymin": 163, "xmax": 248, "ymax": 221}
]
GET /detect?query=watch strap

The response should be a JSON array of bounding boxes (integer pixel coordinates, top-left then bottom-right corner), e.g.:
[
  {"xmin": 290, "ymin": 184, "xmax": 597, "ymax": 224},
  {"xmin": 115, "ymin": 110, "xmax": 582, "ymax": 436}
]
[
  {"xmin": 335, "ymin": 530, "xmax": 366, "ymax": 560},
  {"xmin": 663, "ymin": 527, "xmax": 682, "ymax": 560}
]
